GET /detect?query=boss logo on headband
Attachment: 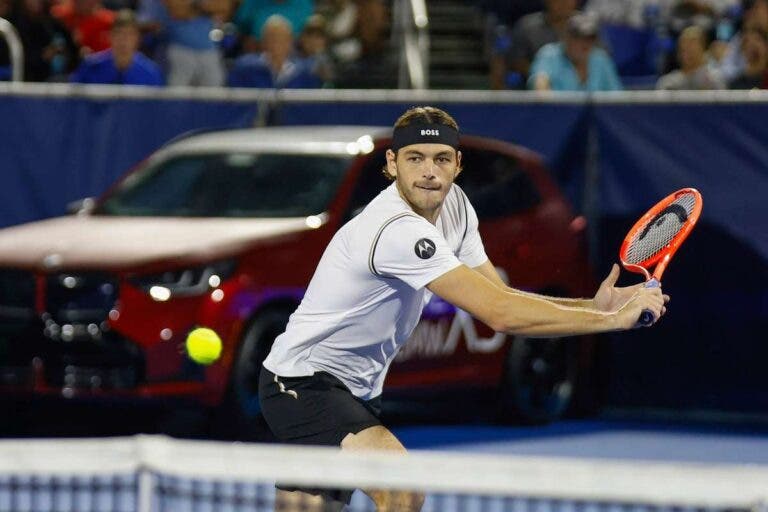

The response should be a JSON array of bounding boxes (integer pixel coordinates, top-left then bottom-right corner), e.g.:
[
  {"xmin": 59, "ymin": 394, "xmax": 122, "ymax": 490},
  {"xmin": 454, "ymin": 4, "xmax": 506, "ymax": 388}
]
[{"xmin": 420, "ymin": 129, "xmax": 440, "ymax": 136}]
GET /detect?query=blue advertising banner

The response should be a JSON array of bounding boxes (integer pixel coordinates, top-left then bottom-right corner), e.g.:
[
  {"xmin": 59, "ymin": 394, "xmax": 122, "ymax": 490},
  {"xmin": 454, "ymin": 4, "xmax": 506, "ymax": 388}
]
[
  {"xmin": 0, "ymin": 95, "xmax": 257, "ymax": 227},
  {"xmin": 595, "ymin": 102, "xmax": 768, "ymax": 261},
  {"xmin": 593, "ymin": 102, "xmax": 768, "ymax": 413}
]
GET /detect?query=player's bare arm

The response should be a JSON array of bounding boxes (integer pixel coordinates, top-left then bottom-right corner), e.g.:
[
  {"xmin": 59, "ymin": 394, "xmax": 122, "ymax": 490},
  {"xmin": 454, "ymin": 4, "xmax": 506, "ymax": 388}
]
[
  {"xmin": 472, "ymin": 259, "xmax": 669, "ymax": 315},
  {"xmin": 427, "ymin": 264, "xmax": 665, "ymax": 337},
  {"xmin": 471, "ymin": 260, "xmax": 595, "ymax": 309}
]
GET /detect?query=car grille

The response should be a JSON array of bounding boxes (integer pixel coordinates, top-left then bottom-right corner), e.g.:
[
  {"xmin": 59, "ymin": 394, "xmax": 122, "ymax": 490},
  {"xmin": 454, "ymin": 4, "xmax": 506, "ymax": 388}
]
[
  {"xmin": 45, "ymin": 272, "xmax": 119, "ymax": 335},
  {"xmin": 0, "ymin": 269, "xmax": 145, "ymax": 391},
  {"xmin": 0, "ymin": 268, "xmax": 36, "ymax": 322},
  {"xmin": 42, "ymin": 331, "xmax": 145, "ymax": 390}
]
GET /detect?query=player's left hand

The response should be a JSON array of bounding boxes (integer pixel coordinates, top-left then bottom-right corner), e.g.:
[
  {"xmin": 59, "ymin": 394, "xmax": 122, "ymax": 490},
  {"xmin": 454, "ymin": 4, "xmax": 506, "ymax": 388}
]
[{"xmin": 593, "ymin": 263, "xmax": 670, "ymax": 315}]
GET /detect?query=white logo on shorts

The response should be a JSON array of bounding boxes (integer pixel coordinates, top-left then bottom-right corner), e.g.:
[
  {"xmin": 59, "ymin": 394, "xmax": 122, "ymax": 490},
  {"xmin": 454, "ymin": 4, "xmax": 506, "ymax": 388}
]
[{"xmin": 420, "ymin": 129, "xmax": 440, "ymax": 136}]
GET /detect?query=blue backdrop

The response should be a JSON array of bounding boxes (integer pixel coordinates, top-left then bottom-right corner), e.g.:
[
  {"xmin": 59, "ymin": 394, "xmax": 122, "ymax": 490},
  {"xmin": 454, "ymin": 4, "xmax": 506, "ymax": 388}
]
[{"xmin": 0, "ymin": 92, "xmax": 765, "ymax": 415}]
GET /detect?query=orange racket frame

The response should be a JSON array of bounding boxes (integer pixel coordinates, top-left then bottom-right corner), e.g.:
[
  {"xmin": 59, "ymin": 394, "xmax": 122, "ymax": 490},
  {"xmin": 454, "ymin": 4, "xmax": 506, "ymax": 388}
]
[{"xmin": 619, "ymin": 187, "xmax": 703, "ymax": 282}]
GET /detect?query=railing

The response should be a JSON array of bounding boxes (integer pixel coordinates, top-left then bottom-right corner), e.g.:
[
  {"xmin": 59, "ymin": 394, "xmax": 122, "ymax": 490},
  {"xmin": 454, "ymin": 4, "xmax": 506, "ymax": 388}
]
[
  {"xmin": 0, "ymin": 17, "xmax": 23, "ymax": 82},
  {"xmin": 393, "ymin": 0, "xmax": 430, "ymax": 89}
]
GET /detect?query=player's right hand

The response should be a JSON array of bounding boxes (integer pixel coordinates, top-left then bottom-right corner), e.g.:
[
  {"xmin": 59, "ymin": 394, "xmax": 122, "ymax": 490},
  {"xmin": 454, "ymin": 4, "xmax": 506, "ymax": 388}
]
[{"xmin": 615, "ymin": 285, "xmax": 666, "ymax": 329}]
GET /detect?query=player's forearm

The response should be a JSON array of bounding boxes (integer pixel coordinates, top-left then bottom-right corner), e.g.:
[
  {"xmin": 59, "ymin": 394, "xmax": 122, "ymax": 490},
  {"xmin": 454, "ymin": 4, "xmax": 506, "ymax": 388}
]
[
  {"xmin": 491, "ymin": 291, "xmax": 617, "ymax": 337},
  {"xmin": 507, "ymin": 287, "xmax": 594, "ymax": 309},
  {"xmin": 472, "ymin": 262, "xmax": 595, "ymax": 310}
]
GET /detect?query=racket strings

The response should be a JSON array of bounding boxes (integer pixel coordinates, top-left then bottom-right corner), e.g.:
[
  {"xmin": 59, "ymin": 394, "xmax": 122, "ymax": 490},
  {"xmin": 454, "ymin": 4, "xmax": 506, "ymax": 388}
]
[{"xmin": 625, "ymin": 193, "xmax": 697, "ymax": 265}]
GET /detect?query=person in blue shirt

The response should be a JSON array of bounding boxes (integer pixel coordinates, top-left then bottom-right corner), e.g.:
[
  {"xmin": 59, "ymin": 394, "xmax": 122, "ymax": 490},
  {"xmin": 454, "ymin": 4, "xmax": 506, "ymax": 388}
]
[
  {"xmin": 70, "ymin": 9, "xmax": 163, "ymax": 86},
  {"xmin": 228, "ymin": 14, "xmax": 321, "ymax": 88},
  {"xmin": 528, "ymin": 12, "xmax": 623, "ymax": 91},
  {"xmin": 136, "ymin": 0, "xmax": 228, "ymax": 86}
]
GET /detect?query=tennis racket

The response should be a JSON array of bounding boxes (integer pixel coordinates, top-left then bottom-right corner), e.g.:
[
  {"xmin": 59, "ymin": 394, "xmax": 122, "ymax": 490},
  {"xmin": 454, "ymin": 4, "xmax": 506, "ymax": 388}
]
[{"xmin": 619, "ymin": 188, "xmax": 703, "ymax": 327}]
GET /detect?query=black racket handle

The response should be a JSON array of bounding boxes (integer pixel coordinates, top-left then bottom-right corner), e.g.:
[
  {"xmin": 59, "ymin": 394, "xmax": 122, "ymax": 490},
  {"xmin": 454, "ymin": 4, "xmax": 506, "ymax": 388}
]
[{"xmin": 636, "ymin": 279, "xmax": 660, "ymax": 327}]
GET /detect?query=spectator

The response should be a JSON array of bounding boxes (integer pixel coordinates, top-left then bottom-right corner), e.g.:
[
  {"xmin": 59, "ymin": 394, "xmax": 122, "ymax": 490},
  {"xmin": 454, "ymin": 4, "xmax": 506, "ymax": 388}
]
[
  {"xmin": 585, "ymin": 0, "xmax": 738, "ymax": 29},
  {"xmin": 70, "ymin": 9, "xmax": 163, "ymax": 85},
  {"xmin": 234, "ymin": 0, "xmax": 313, "ymax": 53},
  {"xmin": 333, "ymin": 0, "xmax": 396, "ymax": 88},
  {"xmin": 528, "ymin": 12, "xmax": 623, "ymax": 91},
  {"xmin": 319, "ymin": 0, "xmax": 356, "ymax": 42},
  {"xmin": 137, "ymin": 0, "xmax": 228, "ymax": 86},
  {"xmin": 585, "ymin": 0, "xmax": 657, "ymax": 29},
  {"xmin": 490, "ymin": 0, "xmax": 578, "ymax": 89},
  {"xmin": 4, "ymin": 0, "xmax": 79, "ymax": 81},
  {"xmin": 297, "ymin": 13, "xmax": 334, "ymax": 85},
  {"xmin": 228, "ymin": 14, "xmax": 321, "ymax": 88},
  {"xmin": 656, "ymin": 25, "xmax": 726, "ymax": 88},
  {"xmin": 717, "ymin": 0, "xmax": 768, "ymax": 81},
  {"xmin": 51, "ymin": 0, "xmax": 115, "ymax": 54},
  {"xmin": 729, "ymin": 26, "xmax": 768, "ymax": 87}
]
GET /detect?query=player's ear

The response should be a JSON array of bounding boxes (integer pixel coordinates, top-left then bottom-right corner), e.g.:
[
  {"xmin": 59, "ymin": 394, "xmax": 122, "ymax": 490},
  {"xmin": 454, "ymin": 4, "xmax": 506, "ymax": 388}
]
[
  {"xmin": 455, "ymin": 150, "xmax": 463, "ymax": 177},
  {"xmin": 385, "ymin": 149, "xmax": 398, "ymax": 179}
]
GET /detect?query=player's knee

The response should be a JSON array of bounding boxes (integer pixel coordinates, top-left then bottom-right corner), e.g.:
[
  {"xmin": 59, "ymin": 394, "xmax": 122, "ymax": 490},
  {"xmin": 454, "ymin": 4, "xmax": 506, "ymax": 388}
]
[
  {"xmin": 407, "ymin": 491, "xmax": 425, "ymax": 511},
  {"xmin": 275, "ymin": 489, "xmax": 331, "ymax": 512},
  {"xmin": 366, "ymin": 489, "xmax": 424, "ymax": 512},
  {"xmin": 341, "ymin": 425, "xmax": 407, "ymax": 453}
]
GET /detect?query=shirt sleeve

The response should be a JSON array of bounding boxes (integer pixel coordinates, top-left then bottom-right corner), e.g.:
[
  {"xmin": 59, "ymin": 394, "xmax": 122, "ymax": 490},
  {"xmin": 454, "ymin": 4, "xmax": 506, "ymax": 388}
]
[
  {"xmin": 594, "ymin": 49, "xmax": 623, "ymax": 91},
  {"xmin": 371, "ymin": 214, "xmax": 462, "ymax": 290},
  {"xmin": 457, "ymin": 194, "xmax": 489, "ymax": 268},
  {"xmin": 527, "ymin": 43, "xmax": 556, "ymax": 89}
]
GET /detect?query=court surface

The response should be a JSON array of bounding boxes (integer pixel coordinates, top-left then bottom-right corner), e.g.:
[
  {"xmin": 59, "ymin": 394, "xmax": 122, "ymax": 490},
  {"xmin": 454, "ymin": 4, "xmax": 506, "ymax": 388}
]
[{"xmin": 392, "ymin": 417, "xmax": 768, "ymax": 465}]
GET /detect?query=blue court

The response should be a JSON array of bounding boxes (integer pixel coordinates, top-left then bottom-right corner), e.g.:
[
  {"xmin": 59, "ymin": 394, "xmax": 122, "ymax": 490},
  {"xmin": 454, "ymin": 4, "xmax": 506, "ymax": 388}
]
[{"xmin": 393, "ymin": 418, "xmax": 768, "ymax": 465}]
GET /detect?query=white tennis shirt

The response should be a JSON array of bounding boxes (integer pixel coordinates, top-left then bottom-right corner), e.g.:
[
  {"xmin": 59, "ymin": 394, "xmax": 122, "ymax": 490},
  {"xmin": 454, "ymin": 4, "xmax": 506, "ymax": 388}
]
[{"xmin": 262, "ymin": 181, "xmax": 488, "ymax": 399}]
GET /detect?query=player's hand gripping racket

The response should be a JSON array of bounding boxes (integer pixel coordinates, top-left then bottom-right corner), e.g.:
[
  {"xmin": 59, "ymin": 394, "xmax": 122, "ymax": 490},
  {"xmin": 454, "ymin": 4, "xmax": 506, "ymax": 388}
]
[{"xmin": 619, "ymin": 188, "xmax": 703, "ymax": 327}]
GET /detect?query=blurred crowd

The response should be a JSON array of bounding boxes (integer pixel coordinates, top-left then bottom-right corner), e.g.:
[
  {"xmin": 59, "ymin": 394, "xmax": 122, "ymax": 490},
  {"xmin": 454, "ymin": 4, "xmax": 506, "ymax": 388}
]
[
  {"xmin": 486, "ymin": 0, "xmax": 768, "ymax": 91},
  {"xmin": 0, "ymin": 0, "xmax": 766, "ymax": 90},
  {"xmin": 0, "ymin": 0, "xmax": 396, "ymax": 87}
]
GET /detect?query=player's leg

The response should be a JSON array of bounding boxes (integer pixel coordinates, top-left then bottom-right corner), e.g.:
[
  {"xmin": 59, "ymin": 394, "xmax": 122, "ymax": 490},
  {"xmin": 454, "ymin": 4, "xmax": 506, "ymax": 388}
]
[
  {"xmin": 274, "ymin": 489, "xmax": 345, "ymax": 512},
  {"xmin": 341, "ymin": 426, "xmax": 425, "ymax": 512},
  {"xmin": 260, "ymin": 368, "xmax": 360, "ymax": 511}
]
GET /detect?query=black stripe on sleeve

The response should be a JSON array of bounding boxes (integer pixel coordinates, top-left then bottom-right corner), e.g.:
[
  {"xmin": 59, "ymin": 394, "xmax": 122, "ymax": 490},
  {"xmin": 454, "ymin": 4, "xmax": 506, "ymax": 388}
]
[{"xmin": 368, "ymin": 212, "xmax": 419, "ymax": 276}]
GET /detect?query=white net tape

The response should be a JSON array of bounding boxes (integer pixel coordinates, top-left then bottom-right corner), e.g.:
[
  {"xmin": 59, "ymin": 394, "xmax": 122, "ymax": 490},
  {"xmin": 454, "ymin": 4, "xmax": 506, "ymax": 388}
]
[{"xmin": 1, "ymin": 435, "xmax": 767, "ymax": 512}]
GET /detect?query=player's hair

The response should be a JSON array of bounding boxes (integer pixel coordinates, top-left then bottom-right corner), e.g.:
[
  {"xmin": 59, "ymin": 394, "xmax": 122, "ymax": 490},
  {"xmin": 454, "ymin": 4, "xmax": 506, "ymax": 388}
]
[
  {"xmin": 393, "ymin": 106, "xmax": 460, "ymax": 131},
  {"xmin": 382, "ymin": 106, "xmax": 461, "ymax": 180}
]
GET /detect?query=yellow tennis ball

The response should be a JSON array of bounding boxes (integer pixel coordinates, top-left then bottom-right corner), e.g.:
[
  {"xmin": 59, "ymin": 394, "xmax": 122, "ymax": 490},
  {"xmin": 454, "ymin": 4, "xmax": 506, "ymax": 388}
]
[{"xmin": 185, "ymin": 327, "xmax": 222, "ymax": 365}]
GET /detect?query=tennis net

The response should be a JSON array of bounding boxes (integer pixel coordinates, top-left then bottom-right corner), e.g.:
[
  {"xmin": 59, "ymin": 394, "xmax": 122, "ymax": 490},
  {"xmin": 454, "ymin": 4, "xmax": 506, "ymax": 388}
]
[{"xmin": 1, "ymin": 434, "xmax": 767, "ymax": 512}]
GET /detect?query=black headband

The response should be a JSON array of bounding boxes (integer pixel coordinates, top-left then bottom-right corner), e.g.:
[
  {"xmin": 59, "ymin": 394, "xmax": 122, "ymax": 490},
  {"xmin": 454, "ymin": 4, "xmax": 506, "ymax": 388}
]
[{"xmin": 391, "ymin": 123, "xmax": 459, "ymax": 152}]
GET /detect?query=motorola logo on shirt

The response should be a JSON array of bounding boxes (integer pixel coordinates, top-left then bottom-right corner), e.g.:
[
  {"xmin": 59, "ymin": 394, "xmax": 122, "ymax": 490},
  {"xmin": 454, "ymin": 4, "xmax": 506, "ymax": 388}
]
[{"xmin": 414, "ymin": 238, "xmax": 436, "ymax": 259}]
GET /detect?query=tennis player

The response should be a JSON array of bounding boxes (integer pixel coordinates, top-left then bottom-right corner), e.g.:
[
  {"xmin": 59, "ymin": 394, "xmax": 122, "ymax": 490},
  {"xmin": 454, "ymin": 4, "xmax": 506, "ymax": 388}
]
[{"xmin": 259, "ymin": 106, "xmax": 668, "ymax": 512}]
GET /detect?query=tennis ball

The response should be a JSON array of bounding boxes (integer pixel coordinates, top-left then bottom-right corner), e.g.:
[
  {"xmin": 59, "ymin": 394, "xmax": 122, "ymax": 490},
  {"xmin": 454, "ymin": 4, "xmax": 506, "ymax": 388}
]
[{"xmin": 185, "ymin": 327, "xmax": 222, "ymax": 365}]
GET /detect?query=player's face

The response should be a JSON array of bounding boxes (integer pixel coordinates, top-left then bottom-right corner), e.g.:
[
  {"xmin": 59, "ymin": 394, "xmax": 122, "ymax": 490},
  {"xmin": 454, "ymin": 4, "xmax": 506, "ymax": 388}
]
[{"xmin": 385, "ymin": 143, "xmax": 462, "ymax": 222}]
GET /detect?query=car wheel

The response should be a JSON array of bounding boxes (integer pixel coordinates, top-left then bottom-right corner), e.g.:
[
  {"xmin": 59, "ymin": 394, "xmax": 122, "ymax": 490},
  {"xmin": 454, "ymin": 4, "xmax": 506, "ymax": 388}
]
[
  {"xmin": 214, "ymin": 308, "xmax": 291, "ymax": 440},
  {"xmin": 498, "ymin": 336, "xmax": 579, "ymax": 424}
]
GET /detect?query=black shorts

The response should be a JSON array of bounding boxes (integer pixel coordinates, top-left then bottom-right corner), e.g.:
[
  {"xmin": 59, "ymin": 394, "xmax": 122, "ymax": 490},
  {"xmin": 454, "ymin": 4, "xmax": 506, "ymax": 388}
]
[{"xmin": 258, "ymin": 366, "xmax": 383, "ymax": 505}]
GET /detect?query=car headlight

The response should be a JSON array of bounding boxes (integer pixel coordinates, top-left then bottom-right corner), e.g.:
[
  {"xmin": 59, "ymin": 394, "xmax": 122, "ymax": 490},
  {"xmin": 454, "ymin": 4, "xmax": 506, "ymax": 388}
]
[{"xmin": 129, "ymin": 260, "xmax": 236, "ymax": 300}]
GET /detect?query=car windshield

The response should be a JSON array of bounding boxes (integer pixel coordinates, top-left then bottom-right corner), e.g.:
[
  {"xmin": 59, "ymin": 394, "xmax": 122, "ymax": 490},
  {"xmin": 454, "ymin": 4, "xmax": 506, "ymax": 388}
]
[{"xmin": 95, "ymin": 153, "xmax": 351, "ymax": 217}]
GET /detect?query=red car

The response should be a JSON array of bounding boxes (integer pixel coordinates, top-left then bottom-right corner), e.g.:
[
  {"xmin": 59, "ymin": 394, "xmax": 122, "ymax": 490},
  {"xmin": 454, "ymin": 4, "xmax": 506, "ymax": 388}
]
[{"xmin": 0, "ymin": 126, "xmax": 596, "ymax": 434}]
